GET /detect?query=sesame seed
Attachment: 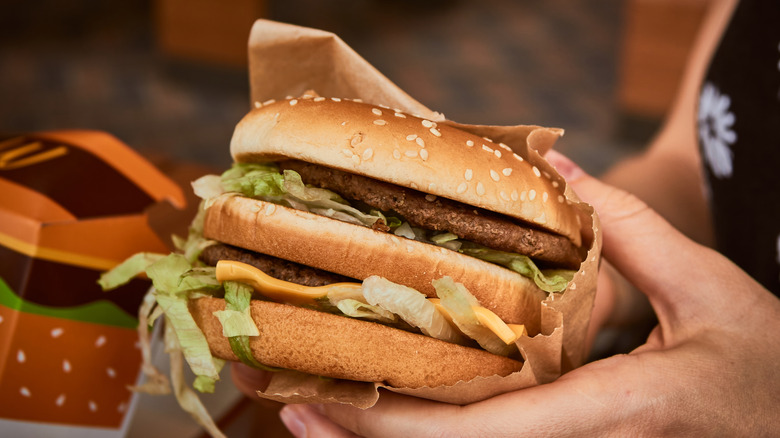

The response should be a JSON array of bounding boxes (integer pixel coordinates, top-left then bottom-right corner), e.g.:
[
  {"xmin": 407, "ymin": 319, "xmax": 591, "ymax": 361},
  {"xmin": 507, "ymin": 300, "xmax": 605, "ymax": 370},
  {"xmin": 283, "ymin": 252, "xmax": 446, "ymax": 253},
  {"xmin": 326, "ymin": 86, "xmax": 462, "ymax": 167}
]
[
  {"xmin": 350, "ymin": 133, "xmax": 363, "ymax": 146},
  {"xmin": 457, "ymin": 182, "xmax": 468, "ymax": 193},
  {"xmin": 20, "ymin": 387, "xmax": 31, "ymax": 397},
  {"xmin": 425, "ymin": 194, "xmax": 437, "ymax": 201},
  {"xmin": 289, "ymin": 99, "xmax": 298, "ymax": 106},
  {"xmin": 302, "ymin": 94, "xmax": 314, "ymax": 98},
  {"xmin": 520, "ymin": 191, "xmax": 527, "ymax": 201},
  {"xmin": 482, "ymin": 145, "xmax": 493, "ymax": 153},
  {"xmin": 533, "ymin": 212, "xmax": 547, "ymax": 224},
  {"xmin": 394, "ymin": 112, "xmax": 406, "ymax": 118},
  {"xmin": 494, "ymin": 150, "xmax": 502, "ymax": 158},
  {"xmin": 499, "ymin": 143, "xmax": 512, "ymax": 151},
  {"xmin": 543, "ymin": 192, "xmax": 549, "ymax": 202},
  {"xmin": 411, "ymin": 182, "xmax": 419, "ymax": 189},
  {"xmin": 466, "ymin": 140, "xmax": 474, "ymax": 147},
  {"xmin": 263, "ymin": 99, "xmax": 276, "ymax": 105},
  {"xmin": 56, "ymin": 394, "xmax": 66, "ymax": 406},
  {"xmin": 464, "ymin": 169, "xmax": 473, "ymax": 181},
  {"xmin": 490, "ymin": 170, "xmax": 500, "ymax": 181},
  {"xmin": 406, "ymin": 134, "xmax": 417, "ymax": 141},
  {"xmin": 416, "ymin": 137, "xmax": 425, "ymax": 147},
  {"xmin": 17, "ymin": 350, "xmax": 25, "ymax": 363},
  {"xmin": 107, "ymin": 368, "xmax": 116, "ymax": 378},
  {"xmin": 529, "ymin": 190, "xmax": 537, "ymax": 200},
  {"xmin": 502, "ymin": 168, "xmax": 513, "ymax": 176},
  {"xmin": 430, "ymin": 127, "xmax": 441, "ymax": 137},
  {"xmin": 483, "ymin": 136, "xmax": 493, "ymax": 142},
  {"xmin": 351, "ymin": 154, "xmax": 360, "ymax": 165},
  {"xmin": 331, "ymin": 97, "xmax": 342, "ymax": 102},
  {"xmin": 405, "ymin": 150, "xmax": 418, "ymax": 158},
  {"xmin": 393, "ymin": 150, "xmax": 401, "ymax": 160},
  {"xmin": 51, "ymin": 328, "xmax": 65, "ymax": 338},
  {"xmin": 569, "ymin": 282, "xmax": 577, "ymax": 291},
  {"xmin": 342, "ymin": 148, "xmax": 354, "ymax": 157},
  {"xmin": 422, "ymin": 119, "xmax": 434, "ymax": 128},
  {"xmin": 63, "ymin": 359, "xmax": 71, "ymax": 373},
  {"xmin": 552, "ymin": 181, "xmax": 560, "ymax": 188},
  {"xmin": 558, "ymin": 195, "xmax": 565, "ymax": 203},
  {"xmin": 428, "ymin": 183, "xmax": 437, "ymax": 191},
  {"xmin": 362, "ymin": 148, "xmax": 374, "ymax": 161},
  {"xmin": 372, "ymin": 108, "xmax": 382, "ymax": 116},
  {"xmin": 513, "ymin": 153, "xmax": 524, "ymax": 162},
  {"xmin": 353, "ymin": 98, "xmax": 363, "ymax": 102},
  {"xmin": 420, "ymin": 149, "xmax": 429, "ymax": 160},
  {"xmin": 500, "ymin": 191, "xmax": 510, "ymax": 201},
  {"xmin": 341, "ymin": 121, "xmax": 347, "ymax": 126},
  {"xmin": 253, "ymin": 101, "xmax": 261, "ymax": 108},
  {"xmin": 373, "ymin": 119, "xmax": 387, "ymax": 126},
  {"xmin": 96, "ymin": 336, "xmax": 107, "ymax": 347},
  {"xmin": 379, "ymin": 104, "xmax": 390, "ymax": 109},
  {"xmin": 89, "ymin": 401, "xmax": 98, "ymax": 412},
  {"xmin": 533, "ymin": 166, "xmax": 541, "ymax": 177},
  {"xmin": 313, "ymin": 97, "xmax": 326, "ymax": 102},
  {"xmin": 476, "ymin": 182, "xmax": 486, "ymax": 195},
  {"xmin": 511, "ymin": 190, "xmax": 519, "ymax": 201}
]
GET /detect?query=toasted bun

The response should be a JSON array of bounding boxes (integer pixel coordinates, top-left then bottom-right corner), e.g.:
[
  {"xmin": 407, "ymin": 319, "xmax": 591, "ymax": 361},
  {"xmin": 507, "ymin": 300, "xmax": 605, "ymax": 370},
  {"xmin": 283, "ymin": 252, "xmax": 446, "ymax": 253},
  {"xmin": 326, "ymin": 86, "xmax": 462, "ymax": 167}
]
[
  {"xmin": 230, "ymin": 96, "xmax": 581, "ymax": 246},
  {"xmin": 204, "ymin": 195, "xmax": 548, "ymax": 330},
  {"xmin": 190, "ymin": 297, "xmax": 523, "ymax": 388}
]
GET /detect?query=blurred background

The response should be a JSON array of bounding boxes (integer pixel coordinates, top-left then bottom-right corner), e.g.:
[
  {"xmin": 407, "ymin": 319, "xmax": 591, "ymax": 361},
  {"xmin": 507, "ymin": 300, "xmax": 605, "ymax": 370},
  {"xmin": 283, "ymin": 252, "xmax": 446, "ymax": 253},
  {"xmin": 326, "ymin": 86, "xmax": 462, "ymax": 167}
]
[
  {"xmin": 1, "ymin": 0, "xmax": 709, "ymax": 175},
  {"xmin": 0, "ymin": 0, "xmax": 710, "ymax": 436}
]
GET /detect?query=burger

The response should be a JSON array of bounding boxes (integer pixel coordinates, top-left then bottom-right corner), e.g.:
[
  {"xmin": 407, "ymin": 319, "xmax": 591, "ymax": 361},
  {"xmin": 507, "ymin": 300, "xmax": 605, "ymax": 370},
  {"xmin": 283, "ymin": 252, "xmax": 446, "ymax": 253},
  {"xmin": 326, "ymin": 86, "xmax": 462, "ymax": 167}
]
[{"xmin": 102, "ymin": 94, "xmax": 584, "ymax": 409}]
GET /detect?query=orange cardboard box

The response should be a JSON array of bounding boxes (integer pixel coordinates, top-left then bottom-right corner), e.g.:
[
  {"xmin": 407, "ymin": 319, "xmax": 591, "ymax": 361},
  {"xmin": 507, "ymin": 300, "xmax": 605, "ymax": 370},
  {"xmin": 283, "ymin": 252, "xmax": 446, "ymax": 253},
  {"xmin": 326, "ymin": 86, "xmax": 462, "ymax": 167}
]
[{"xmin": 0, "ymin": 131, "xmax": 184, "ymax": 435}]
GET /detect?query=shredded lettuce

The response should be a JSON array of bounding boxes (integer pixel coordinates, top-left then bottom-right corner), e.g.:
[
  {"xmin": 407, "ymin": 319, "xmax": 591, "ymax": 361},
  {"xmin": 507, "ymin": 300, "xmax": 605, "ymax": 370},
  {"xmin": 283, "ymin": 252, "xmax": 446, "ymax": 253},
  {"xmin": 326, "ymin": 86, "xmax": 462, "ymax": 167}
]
[
  {"xmin": 219, "ymin": 281, "xmax": 278, "ymax": 372},
  {"xmin": 460, "ymin": 246, "xmax": 574, "ymax": 293},
  {"xmin": 433, "ymin": 277, "xmax": 518, "ymax": 357},
  {"xmin": 165, "ymin": 322, "xmax": 226, "ymax": 438},
  {"xmin": 155, "ymin": 294, "xmax": 219, "ymax": 380},
  {"xmin": 361, "ymin": 276, "xmax": 465, "ymax": 345},
  {"xmin": 97, "ymin": 252, "xmax": 165, "ymax": 290},
  {"xmin": 215, "ymin": 281, "xmax": 260, "ymax": 337}
]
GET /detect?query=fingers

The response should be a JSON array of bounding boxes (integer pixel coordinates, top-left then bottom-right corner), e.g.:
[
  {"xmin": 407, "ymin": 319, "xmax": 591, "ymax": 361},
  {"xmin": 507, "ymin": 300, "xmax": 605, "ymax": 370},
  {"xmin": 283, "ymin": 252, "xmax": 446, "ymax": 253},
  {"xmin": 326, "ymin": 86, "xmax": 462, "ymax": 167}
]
[
  {"xmin": 544, "ymin": 150, "xmax": 723, "ymax": 326},
  {"xmin": 314, "ymin": 391, "xmax": 462, "ymax": 438},
  {"xmin": 230, "ymin": 363, "xmax": 272, "ymax": 401},
  {"xmin": 280, "ymin": 404, "xmax": 360, "ymax": 438}
]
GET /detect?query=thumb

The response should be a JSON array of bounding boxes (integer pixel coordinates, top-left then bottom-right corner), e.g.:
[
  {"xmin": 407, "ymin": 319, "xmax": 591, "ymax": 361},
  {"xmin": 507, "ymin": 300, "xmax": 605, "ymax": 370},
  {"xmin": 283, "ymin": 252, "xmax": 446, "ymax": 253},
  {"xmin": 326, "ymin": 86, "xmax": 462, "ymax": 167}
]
[{"xmin": 545, "ymin": 150, "xmax": 717, "ymax": 328}]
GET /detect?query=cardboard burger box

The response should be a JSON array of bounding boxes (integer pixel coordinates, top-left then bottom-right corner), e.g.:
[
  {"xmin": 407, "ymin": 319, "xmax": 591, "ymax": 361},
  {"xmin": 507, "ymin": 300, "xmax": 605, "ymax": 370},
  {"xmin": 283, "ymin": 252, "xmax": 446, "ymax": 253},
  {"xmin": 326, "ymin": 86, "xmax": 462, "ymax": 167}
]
[{"xmin": 0, "ymin": 131, "xmax": 184, "ymax": 435}]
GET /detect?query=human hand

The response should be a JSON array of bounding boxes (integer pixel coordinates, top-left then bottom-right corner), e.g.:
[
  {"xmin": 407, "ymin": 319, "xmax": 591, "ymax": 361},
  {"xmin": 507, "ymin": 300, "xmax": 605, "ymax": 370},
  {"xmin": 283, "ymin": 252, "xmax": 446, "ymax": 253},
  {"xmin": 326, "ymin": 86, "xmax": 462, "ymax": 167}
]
[{"xmin": 274, "ymin": 150, "xmax": 780, "ymax": 437}]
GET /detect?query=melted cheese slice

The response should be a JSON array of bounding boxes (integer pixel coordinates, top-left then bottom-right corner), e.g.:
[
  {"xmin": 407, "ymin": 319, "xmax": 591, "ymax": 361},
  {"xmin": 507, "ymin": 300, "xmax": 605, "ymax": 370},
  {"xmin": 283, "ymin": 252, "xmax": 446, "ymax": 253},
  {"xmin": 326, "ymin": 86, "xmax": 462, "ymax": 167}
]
[{"xmin": 215, "ymin": 260, "xmax": 525, "ymax": 345}]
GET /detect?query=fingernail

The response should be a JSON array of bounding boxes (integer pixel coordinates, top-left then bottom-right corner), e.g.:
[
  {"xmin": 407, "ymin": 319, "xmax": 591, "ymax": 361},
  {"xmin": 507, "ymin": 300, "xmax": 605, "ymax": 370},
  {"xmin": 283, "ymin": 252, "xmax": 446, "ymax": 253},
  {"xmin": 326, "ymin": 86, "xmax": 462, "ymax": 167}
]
[
  {"xmin": 545, "ymin": 150, "xmax": 584, "ymax": 181},
  {"xmin": 280, "ymin": 405, "xmax": 307, "ymax": 438}
]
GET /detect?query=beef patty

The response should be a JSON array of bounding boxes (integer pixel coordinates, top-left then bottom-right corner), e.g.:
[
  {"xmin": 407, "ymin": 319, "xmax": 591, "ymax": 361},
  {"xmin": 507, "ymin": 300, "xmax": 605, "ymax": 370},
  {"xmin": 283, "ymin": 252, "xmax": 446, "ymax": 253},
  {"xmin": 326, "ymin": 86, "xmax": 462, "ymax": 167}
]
[{"xmin": 279, "ymin": 160, "xmax": 581, "ymax": 269}]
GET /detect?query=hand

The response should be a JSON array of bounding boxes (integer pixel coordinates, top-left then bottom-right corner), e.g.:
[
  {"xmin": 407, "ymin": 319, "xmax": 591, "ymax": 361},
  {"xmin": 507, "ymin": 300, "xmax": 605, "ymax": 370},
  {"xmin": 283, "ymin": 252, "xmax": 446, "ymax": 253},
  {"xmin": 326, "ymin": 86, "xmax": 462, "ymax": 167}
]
[{"xmin": 274, "ymin": 150, "xmax": 780, "ymax": 437}]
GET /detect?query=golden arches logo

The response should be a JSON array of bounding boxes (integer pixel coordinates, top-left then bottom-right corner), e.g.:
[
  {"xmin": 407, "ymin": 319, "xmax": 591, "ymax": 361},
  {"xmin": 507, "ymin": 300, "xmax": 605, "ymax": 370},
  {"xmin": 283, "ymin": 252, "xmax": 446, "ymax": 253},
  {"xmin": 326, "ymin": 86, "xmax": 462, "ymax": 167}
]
[{"xmin": 0, "ymin": 137, "xmax": 68, "ymax": 170}]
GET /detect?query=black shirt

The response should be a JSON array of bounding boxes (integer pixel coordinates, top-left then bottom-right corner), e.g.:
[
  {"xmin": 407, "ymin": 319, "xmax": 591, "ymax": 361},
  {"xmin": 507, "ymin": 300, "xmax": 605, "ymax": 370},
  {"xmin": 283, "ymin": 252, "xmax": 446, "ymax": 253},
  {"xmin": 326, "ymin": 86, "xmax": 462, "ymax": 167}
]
[{"xmin": 697, "ymin": 0, "xmax": 780, "ymax": 295}]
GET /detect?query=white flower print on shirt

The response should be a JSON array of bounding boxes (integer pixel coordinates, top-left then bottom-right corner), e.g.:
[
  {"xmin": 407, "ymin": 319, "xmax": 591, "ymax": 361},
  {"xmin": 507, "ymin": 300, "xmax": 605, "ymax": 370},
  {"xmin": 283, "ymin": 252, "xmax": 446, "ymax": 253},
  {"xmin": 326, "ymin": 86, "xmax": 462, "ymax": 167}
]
[{"xmin": 698, "ymin": 81, "xmax": 737, "ymax": 178}]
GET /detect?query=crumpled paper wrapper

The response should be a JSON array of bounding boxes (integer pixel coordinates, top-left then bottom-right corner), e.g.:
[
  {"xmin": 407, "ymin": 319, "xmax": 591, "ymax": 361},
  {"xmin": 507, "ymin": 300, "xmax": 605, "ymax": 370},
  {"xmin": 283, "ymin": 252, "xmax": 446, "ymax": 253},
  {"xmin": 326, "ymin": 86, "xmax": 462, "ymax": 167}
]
[{"xmin": 244, "ymin": 19, "xmax": 601, "ymax": 408}]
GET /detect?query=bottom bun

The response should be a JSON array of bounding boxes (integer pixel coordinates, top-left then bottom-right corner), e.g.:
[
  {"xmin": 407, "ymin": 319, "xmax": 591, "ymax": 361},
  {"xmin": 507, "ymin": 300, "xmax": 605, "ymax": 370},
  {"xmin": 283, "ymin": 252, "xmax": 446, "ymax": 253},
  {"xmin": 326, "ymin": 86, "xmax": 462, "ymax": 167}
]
[{"xmin": 190, "ymin": 297, "xmax": 524, "ymax": 389}]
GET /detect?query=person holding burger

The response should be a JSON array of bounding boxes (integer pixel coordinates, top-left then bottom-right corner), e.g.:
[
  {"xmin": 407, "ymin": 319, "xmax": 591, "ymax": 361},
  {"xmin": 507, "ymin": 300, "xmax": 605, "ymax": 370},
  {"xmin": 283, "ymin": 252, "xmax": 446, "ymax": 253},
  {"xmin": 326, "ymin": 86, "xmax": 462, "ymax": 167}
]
[{"xmin": 239, "ymin": 1, "xmax": 780, "ymax": 435}]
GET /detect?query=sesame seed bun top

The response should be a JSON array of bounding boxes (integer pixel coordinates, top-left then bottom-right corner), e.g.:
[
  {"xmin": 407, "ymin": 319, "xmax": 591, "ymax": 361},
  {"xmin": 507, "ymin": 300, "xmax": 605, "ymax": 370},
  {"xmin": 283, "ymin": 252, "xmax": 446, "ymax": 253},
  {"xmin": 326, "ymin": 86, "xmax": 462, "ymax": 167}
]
[{"xmin": 230, "ymin": 96, "xmax": 581, "ymax": 246}]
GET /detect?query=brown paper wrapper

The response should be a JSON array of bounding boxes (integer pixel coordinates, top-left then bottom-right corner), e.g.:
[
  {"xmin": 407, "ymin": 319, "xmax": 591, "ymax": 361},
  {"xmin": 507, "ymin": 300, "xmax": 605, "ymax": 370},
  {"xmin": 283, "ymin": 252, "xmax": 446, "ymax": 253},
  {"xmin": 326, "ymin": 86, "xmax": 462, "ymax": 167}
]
[{"xmin": 245, "ymin": 19, "xmax": 601, "ymax": 407}]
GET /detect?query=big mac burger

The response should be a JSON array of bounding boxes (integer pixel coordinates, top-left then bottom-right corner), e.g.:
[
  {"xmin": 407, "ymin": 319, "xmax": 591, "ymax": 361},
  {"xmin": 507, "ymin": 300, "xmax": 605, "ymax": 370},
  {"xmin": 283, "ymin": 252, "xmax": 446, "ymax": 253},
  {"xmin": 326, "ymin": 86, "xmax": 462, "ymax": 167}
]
[{"xmin": 102, "ymin": 94, "xmax": 585, "ymax": 433}]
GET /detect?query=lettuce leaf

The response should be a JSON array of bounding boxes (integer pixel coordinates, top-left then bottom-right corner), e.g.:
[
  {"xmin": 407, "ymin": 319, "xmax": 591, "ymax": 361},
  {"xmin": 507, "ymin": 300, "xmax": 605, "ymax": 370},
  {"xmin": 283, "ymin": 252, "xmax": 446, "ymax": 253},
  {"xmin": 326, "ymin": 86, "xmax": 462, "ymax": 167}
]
[
  {"xmin": 98, "ymin": 252, "xmax": 165, "ymax": 290},
  {"xmin": 433, "ymin": 277, "xmax": 518, "ymax": 357},
  {"xmin": 460, "ymin": 246, "xmax": 574, "ymax": 293},
  {"xmin": 220, "ymin": 281, "xmax": 278, "ymax": 372},
  {"xmin": 361, "ymin": 276, "xmax": 465, "ymax": 345}
]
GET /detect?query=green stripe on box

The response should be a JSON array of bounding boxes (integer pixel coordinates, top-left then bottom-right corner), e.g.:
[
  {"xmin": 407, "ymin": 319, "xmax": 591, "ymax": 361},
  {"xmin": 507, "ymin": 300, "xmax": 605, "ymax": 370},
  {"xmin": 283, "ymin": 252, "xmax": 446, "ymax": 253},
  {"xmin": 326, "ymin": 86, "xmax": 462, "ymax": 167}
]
[{"xmin": 0, "ymin": 276, "xmax": 138, "ymax": 329}]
